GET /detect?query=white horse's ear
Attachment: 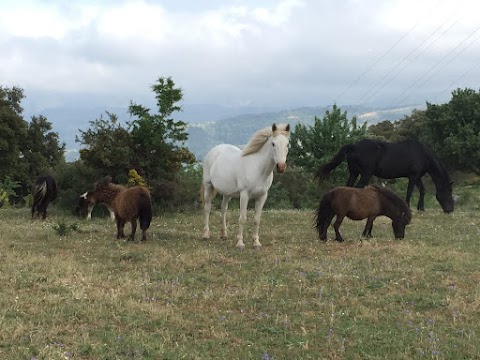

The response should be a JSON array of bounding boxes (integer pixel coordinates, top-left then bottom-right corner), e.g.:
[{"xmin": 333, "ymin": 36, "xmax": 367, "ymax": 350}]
[{"xmin": 272, "ymin": 123, "xmax": 277, "ymax": 132}]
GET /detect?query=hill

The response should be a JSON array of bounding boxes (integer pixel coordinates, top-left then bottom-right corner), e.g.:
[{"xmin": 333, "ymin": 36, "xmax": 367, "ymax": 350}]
[
  {"xmin": 186, "ymin": 104, "xmax": 422, "ymax": 160},
  {"xmin": 25, "ymin": 103, "xmax": 423, "ymax": 162}
]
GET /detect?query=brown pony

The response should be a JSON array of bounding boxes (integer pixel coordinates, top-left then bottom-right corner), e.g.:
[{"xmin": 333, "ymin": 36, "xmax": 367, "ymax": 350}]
[
  {"xmin": 80, "ymin": 176, "xmax": 153, "ymax": 241},
  {"xmin": 315, "ymin": 185, "xmax": 412, "ymax": 242}
]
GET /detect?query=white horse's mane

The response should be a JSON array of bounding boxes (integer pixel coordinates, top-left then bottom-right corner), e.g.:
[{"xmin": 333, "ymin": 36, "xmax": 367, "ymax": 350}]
[{"xmin": 242, "ymin": 124, "xmax": 290, "ymax": 156}]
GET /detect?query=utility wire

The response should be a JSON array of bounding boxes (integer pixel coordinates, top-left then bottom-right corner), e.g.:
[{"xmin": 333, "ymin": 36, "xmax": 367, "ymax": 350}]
[
  {"xmin": 392, "ymin": 24, "xmax": 480, "ymax": 107},
  {"xmin": 333, "ymin": 23, "xmax": 419, "ymax": 104},
  {"xmin": 360, "ymin": 14, "xmax": 463, "ymax": 105},
  {"xmin": 432, "ymin": 57, "xmax": 480, "ymax": 102}
]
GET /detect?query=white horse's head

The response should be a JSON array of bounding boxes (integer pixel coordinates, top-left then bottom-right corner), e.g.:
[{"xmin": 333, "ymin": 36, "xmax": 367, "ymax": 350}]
[{"xmin": 270, "ymin": 123, "xmax": 290, "ymax": 173}]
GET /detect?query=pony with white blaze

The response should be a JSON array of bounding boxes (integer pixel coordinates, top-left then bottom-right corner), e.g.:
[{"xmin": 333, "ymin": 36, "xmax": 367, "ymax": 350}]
[
  {"xmin": 78, "ymin": 191, "xmax": 117, "ymax": 221},
  {"xmin": 202, "ymin": 123, "xmax": 291, "ymax": 248}
]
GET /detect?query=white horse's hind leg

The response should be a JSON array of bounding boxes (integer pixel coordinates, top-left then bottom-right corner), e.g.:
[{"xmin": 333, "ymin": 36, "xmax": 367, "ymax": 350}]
[
  {"xmin": 203, "ymin": 183, "xmax": 215, "ymax": 239},
  {"xmin": 252, "ymin": 193, "xmax": 268, "ymax": 248},
  {"xmin": 236, "ymin": 192, "xmax": 249, "ymax": 248},
  {"xmin": 220, "ymin": 195, "xmax": 231, "ymax": 239}
]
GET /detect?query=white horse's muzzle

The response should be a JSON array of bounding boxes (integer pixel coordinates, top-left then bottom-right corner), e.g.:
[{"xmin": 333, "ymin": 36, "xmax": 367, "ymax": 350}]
[{"xmin": 277, "ymin": 163, "xmax": 287, "ymax": 173}]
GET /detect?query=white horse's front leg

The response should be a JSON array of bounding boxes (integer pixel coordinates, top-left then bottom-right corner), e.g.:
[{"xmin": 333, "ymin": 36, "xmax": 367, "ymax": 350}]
[
  {"xmin": 202, "ymin": 184, "xmax": 214, "ymax": 239},
  {"xmin": 236, "ymin": 192, "xmax": 249, "ymax": 248},
  {"xmin": 252, "ymin": 193, "xmax": 268, "ymax": 248},
  {"xmin": 220, "ymin": 195, "xmax": 231, "ymax": 239},
  {"xmin": 86, "ymin": 204, "xmax": 93, "ymax": 220}
]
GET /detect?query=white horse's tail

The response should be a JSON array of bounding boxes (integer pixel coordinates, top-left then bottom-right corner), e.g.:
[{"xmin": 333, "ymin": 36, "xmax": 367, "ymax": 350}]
[{"xmin": 200, "ymin": 184, "xmax": 217, "ymax": 207}]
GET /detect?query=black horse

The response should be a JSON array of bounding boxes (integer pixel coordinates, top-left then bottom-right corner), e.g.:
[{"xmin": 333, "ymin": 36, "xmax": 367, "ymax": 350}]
[
  {"xmin": 318, "ymin": 139, "xmax": 454, "ymax": 213},
  {"xmin": 32, "ymin": 175, "xmax": 58, "ymax": 220}
]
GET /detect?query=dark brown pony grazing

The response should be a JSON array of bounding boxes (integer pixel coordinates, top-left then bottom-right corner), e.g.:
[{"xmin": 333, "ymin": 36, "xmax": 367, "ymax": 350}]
[
  {"xmin": 315, "ymin": 185, "xmax": 412, "ymax": 242},
  {"xmin": 81, "ymin": 176, "xmax": 152, "ymax": 241},
  {"xmin": 32, "ymin": 175, "xmax": 58, "ymax": 220}
]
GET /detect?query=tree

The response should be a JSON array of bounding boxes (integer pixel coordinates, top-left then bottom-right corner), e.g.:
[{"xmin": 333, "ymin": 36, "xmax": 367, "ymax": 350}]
[
  {"xmin": 0, "ymin": 86, "xmax": 27, "ymax": 179},
  {"xmin": 1, "ymin": 86, "xmax": 65, "ymax": 202},
  {"xmin": 77, "ymin": 111, "xmax": 134, "ymax": 183},
  {"xmin": 419, "ymin": 88, "xmax": 480, "ymax": 174},
  {"xmin": 289, "ymin": 104, "xmax": 367, "ymax": 180},
  {"xmin": 23, "ymin": 115, "xmax": 66, "ymax": 176},
  {"xmin": 128, "ymin": 76, "xmax": 195, "ymax": 180}
]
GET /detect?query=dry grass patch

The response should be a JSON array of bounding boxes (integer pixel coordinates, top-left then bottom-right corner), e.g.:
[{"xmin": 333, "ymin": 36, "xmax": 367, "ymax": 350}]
[{"xmin": 0, "ymin": 207, "xmax": 479, "ymax": 359}]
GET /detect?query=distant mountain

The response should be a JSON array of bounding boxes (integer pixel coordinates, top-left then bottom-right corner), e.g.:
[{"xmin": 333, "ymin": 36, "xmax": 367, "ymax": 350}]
[
  {"xmin": 24, "ymin": 103, "xmax": 282, "ymax": 161},
  {"xmin": 24, "ymin": 103, "xmax": 423, "ymax": 162},
  {"xmin": 186, "ymin": 104, "xmax": 424, "ymax": 160}
]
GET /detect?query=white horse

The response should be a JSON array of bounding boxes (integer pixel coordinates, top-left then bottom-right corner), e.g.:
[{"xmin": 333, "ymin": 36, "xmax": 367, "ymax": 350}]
[{"xmin": 202, "ymin": 123, "xmax": 291, "ymax": 248}]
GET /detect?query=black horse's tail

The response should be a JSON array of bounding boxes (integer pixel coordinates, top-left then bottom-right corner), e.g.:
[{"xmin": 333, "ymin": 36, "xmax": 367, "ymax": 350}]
[
  {"xmin": 138, "ymin": 192, "xmax": 153, "ymax": 231},
  {"xmin": 317, "ymin": 144, "xmax": 355, "ymax": 180},
  {"xmin": 314, "ymin": 192, "xmax": 334, "ymax": 240},
  {"xmin": 32, "ymin": 180, "xmax": 47, "ymax": 211}
]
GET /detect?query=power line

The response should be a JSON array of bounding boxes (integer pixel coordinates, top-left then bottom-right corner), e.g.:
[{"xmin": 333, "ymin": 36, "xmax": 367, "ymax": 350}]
[
  {"xmin": 392, "ymin": 23, "xmax": 480, "ymax": 107},
  {"xmin": 432, "ymin": 57, "xmax": 480, "ymax": 102},
  {"xmin": 333, "ymin": 22, "xmax": 419, "ymax": 104},
  {"xmin": 359, "ymin": 14, "xmax": 463, "ymax": 105}
]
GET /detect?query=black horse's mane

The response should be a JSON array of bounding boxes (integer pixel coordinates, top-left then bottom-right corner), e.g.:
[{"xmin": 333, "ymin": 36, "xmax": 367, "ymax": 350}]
[
  {"xmin": 370, "ymin": 185, "xmax": 412, "ymax": 223},
  {"xmin": 427, "ymin": 153, "xmax": 452, "ymax": 188}
]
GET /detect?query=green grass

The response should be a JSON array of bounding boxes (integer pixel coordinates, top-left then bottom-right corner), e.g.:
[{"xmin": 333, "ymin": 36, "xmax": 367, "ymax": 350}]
[{"xmin": 0, "ymin": 205, "xmax": 479, "ymax": 359}]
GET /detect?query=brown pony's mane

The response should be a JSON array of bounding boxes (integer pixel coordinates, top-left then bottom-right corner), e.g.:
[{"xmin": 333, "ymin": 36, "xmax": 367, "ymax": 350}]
[
  {"xmin": 370, "ymin": 185, "xmax": 412, "ymax": 224},
  {"xmin": 92, "ymin": 176, "xmax": 126, "ymax": 207},
  {"xmin": 242, "ymin": 123, "xmax": 290, "ymax": 156}
]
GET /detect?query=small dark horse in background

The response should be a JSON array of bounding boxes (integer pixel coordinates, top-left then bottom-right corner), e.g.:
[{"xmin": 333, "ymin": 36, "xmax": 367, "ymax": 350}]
[
  {"xmin": 80, "ymin": 176, "xmax": 152, "ymax": 241},
  {"xmin": 77, "ymin": 191, "xmax": 118, "ymax": 221},
  {"xmin": 32, "ymin": 175, "xmax": 58, "ymax": 220},
  {"xmin": 315, "ymin": 185, "xmax": 412, "ymax": 242},
  {"xmin": 318, "ymin": 139, "xmax": 454, "ymax": 213}
]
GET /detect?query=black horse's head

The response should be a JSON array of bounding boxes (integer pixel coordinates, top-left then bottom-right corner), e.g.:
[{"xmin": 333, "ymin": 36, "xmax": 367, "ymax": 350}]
[{"xmin": 436, "ymin": 181, "xmax": 454, "ymax": 213}]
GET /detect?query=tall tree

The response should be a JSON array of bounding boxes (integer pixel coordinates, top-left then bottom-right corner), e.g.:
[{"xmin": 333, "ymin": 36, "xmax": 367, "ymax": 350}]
[
  {"xmin": 23, "ymin": 115, "xmax": 66, "ymax": 176},
  {"xmin": 420, "ymin": 88, "xmax": 480, "ymax": 174},
  {"xmin": 289, "ymin": 104, "xmax": 367, "ymax": 180},
  {"xmin": 0, "ymin": 86, "xmax": 27, "ymax": 179},
  {"xmin": 128, "ymin": 76, "xmax": 195, "ymax": 180},
  {"xmin": 77, "ymin": 111, "xmax": 134, "ymax": 182}
]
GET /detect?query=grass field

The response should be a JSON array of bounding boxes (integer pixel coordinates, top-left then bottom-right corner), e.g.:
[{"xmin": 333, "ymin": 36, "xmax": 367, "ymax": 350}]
[{"xmin": 0, "ymin": 205, "xmax": 479, "ymax": 359}]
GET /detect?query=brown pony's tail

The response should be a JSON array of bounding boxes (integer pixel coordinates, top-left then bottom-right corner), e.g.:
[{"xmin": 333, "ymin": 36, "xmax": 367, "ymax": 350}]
[
  {"xmin": 314, "ymin": 192, "xmax": 334, "ymax": 240},
  {"xmin": 316, "ymin": 144, "xmax": 354, "ymax": 181},
  {"xmin": 138, "ymin": 192, "xmax": 152, "ymax": 231},
  {"xmin": 199, "ymin": 184, "xmax": 217, "ymax": 208}
]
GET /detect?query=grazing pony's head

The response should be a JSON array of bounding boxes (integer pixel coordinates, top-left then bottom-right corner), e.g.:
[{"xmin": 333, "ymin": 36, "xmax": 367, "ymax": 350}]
[
  {"xmin": 373, "ymin": 185, "xmax": 412, "ymax": 239},
  {"xmin": 77, "ymin": 176, "xmax": 123, "ymax": 219},
  {"xmin": 77, "ymin": 190, "xmax": 95, "ymax": 218}
]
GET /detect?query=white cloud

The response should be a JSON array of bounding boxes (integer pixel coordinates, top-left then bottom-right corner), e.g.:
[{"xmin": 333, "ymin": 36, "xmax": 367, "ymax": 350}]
[{"xmin": 0, "ymin": 0, "xmax": 479, "ymax": 111}]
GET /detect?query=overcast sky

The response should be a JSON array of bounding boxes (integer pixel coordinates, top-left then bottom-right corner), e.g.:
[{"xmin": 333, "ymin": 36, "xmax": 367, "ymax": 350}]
[{"xmin": 1, "ymin": 0, "xmax": 480, "ymax": 114}]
